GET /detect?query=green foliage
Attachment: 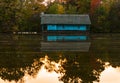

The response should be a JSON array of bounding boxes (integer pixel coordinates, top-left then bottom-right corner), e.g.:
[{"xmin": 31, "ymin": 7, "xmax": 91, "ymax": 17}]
[
  {"xmin": 76, "ymin": 0, "xmax": 91, "ymax": 14},
  {"xmin": 65, "ymin": 4, "xmax": 77, "ymax": 14},
  {"xmin": 90, "ymin": 0, "xmax": 120, "ymax": 33},
  {"xmin": 0, "ymin": 0, "xmax": 19, "ymax": 32},
  {"xmin": 0, "ymin": 0, "xmax": 46, "ymax": 33},
  {"xmin": 46, "ymin": 3, "xmax": 58, "ymax": 14},
  {"xmin": 46, "ymin": 3, "xmax": 65, "ymax": 14},
  {"xmin": 108, "ymin": 2, "xmax": 120, "ymax": 32},
  {"xmin": 91, "ymin": 6, "xmax": 110, "ymax": 33},
  {"xmin": 64, "ymin": 0, "xmax": 91, "ymax": 14}
]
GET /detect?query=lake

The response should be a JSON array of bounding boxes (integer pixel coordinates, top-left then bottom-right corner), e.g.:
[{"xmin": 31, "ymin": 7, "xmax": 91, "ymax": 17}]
[{"xmin": 0, "ymin": 34, "xmax": 120, "ymax": 83}]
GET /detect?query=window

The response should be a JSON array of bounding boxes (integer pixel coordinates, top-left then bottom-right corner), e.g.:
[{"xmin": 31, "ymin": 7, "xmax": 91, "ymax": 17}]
[
  {"xmin": 79, "ymin": 26, "xmax": 87, "ymax": 31},
  {"xmin": 47, "ymin": 25, "xmax": 87, "ymax": 31},
  {"xmin": 47, "ymin": 25, "xmax": 57, "ymax": 30}
]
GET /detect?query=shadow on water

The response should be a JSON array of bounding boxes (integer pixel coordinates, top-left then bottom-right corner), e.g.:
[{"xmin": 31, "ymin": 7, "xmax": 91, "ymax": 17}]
[{"xmin": 0, "ymin": 34, "xmax": 120, "ymax": 83}]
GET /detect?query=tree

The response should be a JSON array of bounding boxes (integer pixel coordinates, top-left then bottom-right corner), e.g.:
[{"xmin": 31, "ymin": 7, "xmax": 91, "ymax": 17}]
[
  {"xmin": 90, "ymin": 0, "xmax": 115, "ymax": 33},
  {"xmin": 16, "ymin": 0, "xmax": 46, "ymax": 32},
  {"xmin": 0, "ymin": 0, "xmax": 46, "ymax": 33},
  {"xmin": 90, "ymin": 0, "xmax": 101, "ymax": 14},
  {"xmin": 64, "ymin": 0, "xmax": 91, "ymax": 14},
  {"xmin": 46, "ymin": 2, "xmax": 65, "ymax": 14},
  {"xmin": 108, "ymin": 2, "xmax": 120, "ymax": 32},
  {"xmin": 76, "ymin": 0, "xmax": 91, "ymax": 14},
  {"xmin": 0, "ymin": 0, "xmax": 20, "ymax": 32},
  {"xmin": 91, "ymin": 5, "xmax": 111, "ymax": 33}
]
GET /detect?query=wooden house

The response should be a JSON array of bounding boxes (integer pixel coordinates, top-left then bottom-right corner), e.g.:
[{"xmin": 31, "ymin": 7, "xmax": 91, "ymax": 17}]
[
  {"xmin": 40, "ymin": 14, "xmax": 91, "ymax": 51},
  {"xmin": 41, "ymin": 14, "xmax": 91, "ymax": 33}
]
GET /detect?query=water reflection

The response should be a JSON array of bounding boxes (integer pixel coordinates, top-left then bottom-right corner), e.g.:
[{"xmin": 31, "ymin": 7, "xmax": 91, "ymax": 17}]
[
  {"xmin": 0, "ymin": 54, "xmax": 64, "ymax": 83},
  {"xmin": 0, "ymin": 34, "xmax": 120, "ymax": 83},
  {"xmin": 41, "ymin": 35, "xmax": 90, "ymax": 51},
  {"xmin": 99, "ymin": 66, "xmax": 120, "ymax": 83},
  {"xmin": 46, "ymin": 35, "xmax": 87, "ymax": 41}
]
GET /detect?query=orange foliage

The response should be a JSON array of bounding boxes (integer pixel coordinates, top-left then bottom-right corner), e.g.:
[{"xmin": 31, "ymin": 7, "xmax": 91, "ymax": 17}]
[{"xmin": 90, "ymin": 0, "xmax": 101, "ymax": 14}]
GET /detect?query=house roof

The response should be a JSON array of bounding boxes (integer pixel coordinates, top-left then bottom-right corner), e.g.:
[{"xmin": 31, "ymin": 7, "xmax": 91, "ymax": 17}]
[{"xmin": 41, "ymin": 14, "xmax": 91, "ymax": 25}]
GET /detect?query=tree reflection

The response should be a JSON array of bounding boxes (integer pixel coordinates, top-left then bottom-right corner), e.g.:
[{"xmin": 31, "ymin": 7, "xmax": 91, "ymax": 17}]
[
  {"xmin": 0, "ymin": 68, "xmax": 24, "ymax": 82},
  {"xmin": 0, "ymin": 34, "xmax": 43, "ymax": 82},
  {"xmin": 0, "ymin": 34, "xmax": 120, "ymax": 83},
  {"xmin": 0, "ymin": 53, "xmax": 44, "ymax": 82},
  {"xmin": 35, "ymin": 52, "xmax": 103, "ymax": 83},
  {"xmin": 91, "ymin": 34, "xmax": 120, "ymax": 68}
]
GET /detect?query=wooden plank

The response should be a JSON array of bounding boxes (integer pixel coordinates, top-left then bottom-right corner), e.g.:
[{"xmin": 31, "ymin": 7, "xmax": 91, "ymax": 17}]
[{"xmin": 41, "ymin": 42, "xmax": 91, "ymax": 52}]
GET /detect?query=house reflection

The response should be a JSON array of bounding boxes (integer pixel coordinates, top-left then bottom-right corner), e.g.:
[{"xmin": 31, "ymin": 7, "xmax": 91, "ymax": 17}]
[
  {"xmin": 41, "ymin": 35, "xmax": 91, "ymax": 52},
  {"xmin": 46, "ymin": 35, "xmax": 88, "ymax": 41}
]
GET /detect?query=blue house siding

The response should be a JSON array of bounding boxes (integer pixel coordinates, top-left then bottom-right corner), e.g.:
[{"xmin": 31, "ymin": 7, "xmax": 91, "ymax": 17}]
[
  {"xmin": 47, "ymin": 35, "xmax": 87, "ymax": 41},
  {"xmin": 47, "ymin": 25, "xmax": 87, "ymax": 31}
]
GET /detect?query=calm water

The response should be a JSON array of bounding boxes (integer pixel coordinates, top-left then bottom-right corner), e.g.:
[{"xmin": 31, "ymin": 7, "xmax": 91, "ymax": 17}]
[{"xmin": 0, "ymin": 34, "xmax": 120, "ymax": 83}]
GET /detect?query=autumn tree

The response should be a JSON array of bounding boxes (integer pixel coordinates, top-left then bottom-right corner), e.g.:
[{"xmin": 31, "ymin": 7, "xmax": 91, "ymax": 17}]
[{"xmin": 90, "ymin": 0, "xmax": 101, "ymax": 14}]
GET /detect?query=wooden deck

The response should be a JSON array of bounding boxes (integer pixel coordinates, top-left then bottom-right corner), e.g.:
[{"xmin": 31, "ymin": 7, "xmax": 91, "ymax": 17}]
[{"xmin": 41, "ymin": 42, "xmax": 91, "ymax": 52}]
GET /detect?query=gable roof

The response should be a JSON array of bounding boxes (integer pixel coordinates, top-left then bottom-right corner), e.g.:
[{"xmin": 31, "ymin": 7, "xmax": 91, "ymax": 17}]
[{"xmin": 41, "ymin": 14, "xmax": 91, "ymax": 25}]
